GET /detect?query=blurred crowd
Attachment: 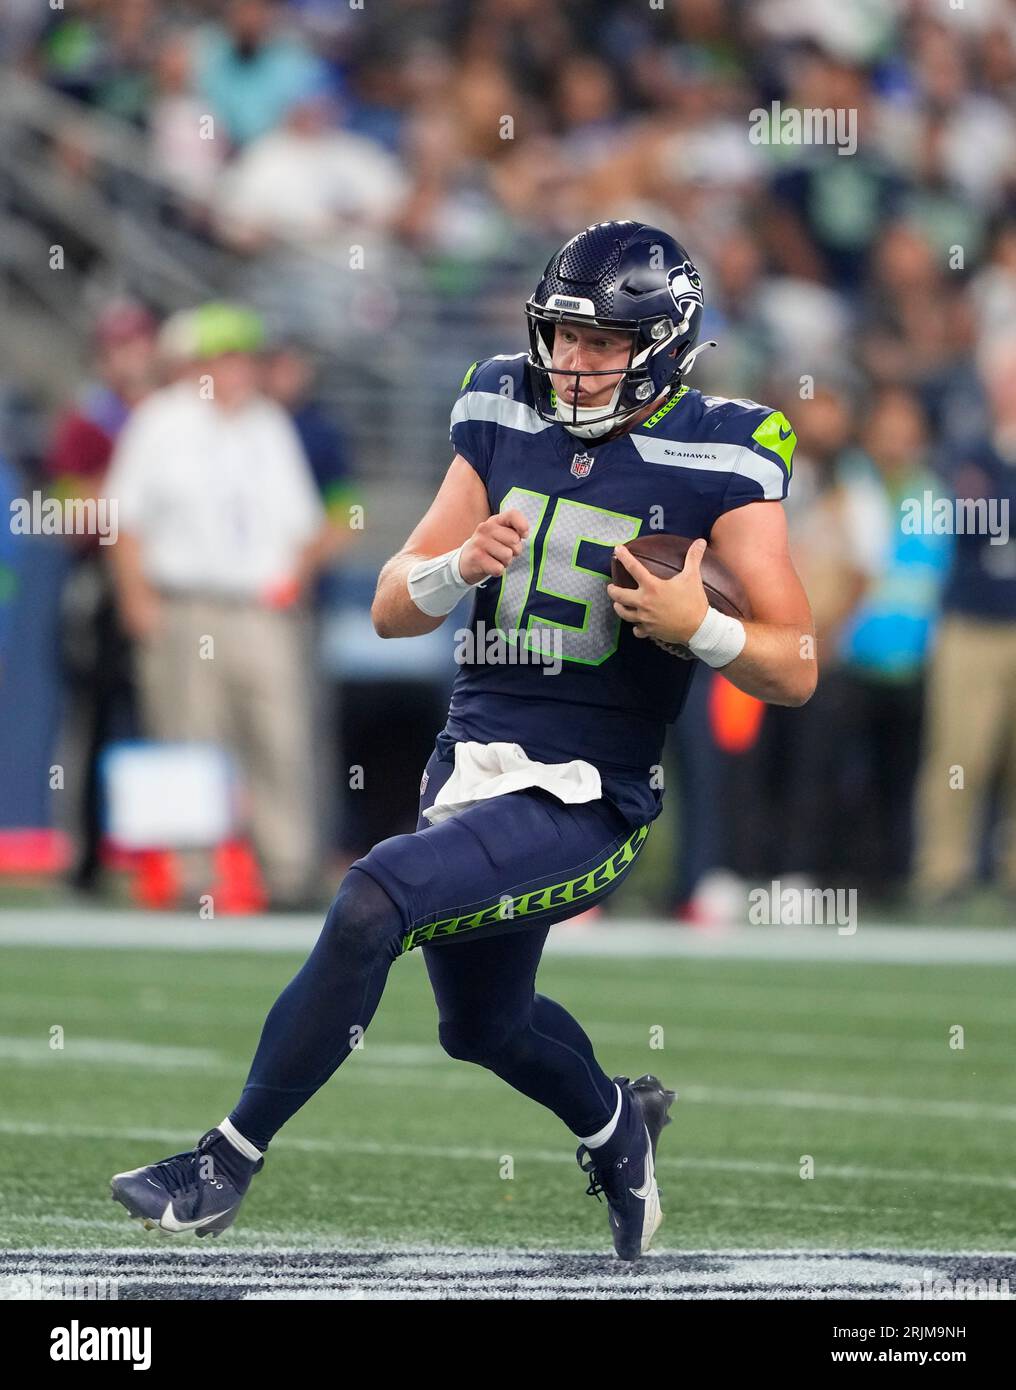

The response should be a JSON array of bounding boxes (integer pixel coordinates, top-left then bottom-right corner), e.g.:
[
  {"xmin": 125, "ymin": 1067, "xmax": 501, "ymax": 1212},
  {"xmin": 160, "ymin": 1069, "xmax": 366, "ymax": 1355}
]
[{"xmin": 2, "ymin": 0, "xmax": 1016, "ymax": 917}]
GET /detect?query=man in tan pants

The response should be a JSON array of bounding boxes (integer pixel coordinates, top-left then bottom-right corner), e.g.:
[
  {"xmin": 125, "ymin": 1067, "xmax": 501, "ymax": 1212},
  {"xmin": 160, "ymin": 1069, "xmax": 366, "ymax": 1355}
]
[
  {"xmin": 916, "ymin": 616, "xmax": 1016, "ymax": 901},
  {"xmin": 104, "ymin": 303, "xmax": 335, "ymax": 905},
  {"xmin": 135, "ymin": 595, "xmax": 316, "ymax": 902},
  {"xmin": 914, "ymin": 335, "xmax": 1016, "ymax": 904}
]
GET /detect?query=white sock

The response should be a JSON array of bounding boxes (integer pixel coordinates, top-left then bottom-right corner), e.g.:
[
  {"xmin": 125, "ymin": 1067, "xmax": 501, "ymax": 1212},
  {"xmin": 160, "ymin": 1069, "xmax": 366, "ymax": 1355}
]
[
  {"xmin": 217, "ymin": 1117, "xmax": 263, "ymax": 1162},
  {"xmin": 578, "ymin": 1083, "xmax": 623, "ymax": 1148}
]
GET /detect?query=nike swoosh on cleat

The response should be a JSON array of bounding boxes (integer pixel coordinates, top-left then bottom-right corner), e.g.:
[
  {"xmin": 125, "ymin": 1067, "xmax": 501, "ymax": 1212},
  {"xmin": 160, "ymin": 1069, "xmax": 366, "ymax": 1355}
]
[
  {"xmin": 629, "ymin": 1127, "xmax": 656, "ymax": 1200},
  {"xmin": 158, "ymin": 1201, "xmax": 236, "ymax": 1234}
]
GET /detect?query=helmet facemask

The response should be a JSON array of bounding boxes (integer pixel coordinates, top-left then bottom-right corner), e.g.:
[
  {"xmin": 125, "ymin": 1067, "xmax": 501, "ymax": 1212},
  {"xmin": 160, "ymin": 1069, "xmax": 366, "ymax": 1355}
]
[{"xmin": 525, "ymin": 301, "xmax": 690, "ymax": 440}]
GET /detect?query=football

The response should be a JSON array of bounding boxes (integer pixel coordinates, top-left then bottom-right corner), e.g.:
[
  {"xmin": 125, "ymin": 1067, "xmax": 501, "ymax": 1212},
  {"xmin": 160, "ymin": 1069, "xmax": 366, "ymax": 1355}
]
[{"xmin": 610, "ymin": 533, "xmax": 752, "ymax": 657}]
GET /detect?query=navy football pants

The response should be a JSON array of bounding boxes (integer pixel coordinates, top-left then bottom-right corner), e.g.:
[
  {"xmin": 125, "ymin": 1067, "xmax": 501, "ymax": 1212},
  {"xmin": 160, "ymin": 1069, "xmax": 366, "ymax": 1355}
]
[{"xmin": 229, "ymin": 742, "xmax": 651, "ymax": 1149}]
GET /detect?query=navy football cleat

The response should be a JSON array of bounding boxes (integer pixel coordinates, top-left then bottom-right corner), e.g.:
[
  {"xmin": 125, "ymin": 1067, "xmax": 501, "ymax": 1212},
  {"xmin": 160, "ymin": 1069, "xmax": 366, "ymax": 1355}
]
[
  {"xmin": 577, "ymin": 1074, "xmax": 677, "ymax": 1260},
  {"xmin": 110, "ymin": 1128, "xmax": 263, "ymax": 1237}
]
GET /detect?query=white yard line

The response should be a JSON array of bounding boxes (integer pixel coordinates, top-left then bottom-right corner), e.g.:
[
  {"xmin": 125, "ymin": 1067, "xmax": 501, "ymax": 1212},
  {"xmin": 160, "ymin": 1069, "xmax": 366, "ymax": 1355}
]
[
  {"xmin": 674, "ymin": 1083, "xmax": 1016, "ymax": 1123},
  {"xmin": 574, "ymin": 1023, "xmax": 1016, "ymax": 1063},
  {"xmin": 1, "ymin": 912, "xmax": 1015, "ymax": 963},
  {"xmin": 1, "ymin": 1039, "xmax": 1014, "ymax": 1120},
  {"xmin": 1, "ymin": 1248, "xmax": 1012, "ymax": 1302},
  {"xmin": 4, "ymin": 1243, "xmax": 1012, "ymax": 1257},
  {"xmin": 1, "ymin": 1118, "xmax": 1013, "ymax": 1189},
  {"xmin": 0, "ymin": 1036, "xmax": 220, "ymax": 1069}
]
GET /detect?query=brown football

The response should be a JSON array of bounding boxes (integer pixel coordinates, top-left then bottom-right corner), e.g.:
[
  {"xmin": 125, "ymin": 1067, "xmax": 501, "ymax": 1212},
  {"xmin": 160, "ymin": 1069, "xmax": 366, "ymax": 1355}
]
[{"xmin": 610, "ymin": 533, "xmax": 751, "ymax": 657}]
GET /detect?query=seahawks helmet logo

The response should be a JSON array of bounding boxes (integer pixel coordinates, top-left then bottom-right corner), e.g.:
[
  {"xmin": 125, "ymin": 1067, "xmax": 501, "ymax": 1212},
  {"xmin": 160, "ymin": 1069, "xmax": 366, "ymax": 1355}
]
[{"xmin": 666, "ymin": 261, "xmax": 704, "ymax": 316}]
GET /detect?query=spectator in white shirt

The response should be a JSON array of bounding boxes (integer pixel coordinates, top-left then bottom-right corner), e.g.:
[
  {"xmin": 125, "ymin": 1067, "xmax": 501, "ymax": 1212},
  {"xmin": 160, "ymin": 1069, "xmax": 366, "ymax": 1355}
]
[
  {"xmin": 214, "ymin": 90, "xmax": 409, "ymax": 255},
  {"xmin": 105, "ymin": 302, "xmax": 335, "ymax": 907}
]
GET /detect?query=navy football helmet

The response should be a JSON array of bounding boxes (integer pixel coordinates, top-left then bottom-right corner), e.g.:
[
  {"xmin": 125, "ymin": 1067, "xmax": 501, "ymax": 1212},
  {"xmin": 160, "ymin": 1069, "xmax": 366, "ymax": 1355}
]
[{"xmin": 525, "ymin": 220, "xmax": 714, "ymax": 439}]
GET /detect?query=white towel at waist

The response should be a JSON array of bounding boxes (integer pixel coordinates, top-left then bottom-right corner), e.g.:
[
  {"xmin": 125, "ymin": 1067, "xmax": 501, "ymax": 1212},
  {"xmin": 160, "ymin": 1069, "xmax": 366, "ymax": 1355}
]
[{"xmin": 420, "ymin": 741, "xmax": 602, "ymax": 826}]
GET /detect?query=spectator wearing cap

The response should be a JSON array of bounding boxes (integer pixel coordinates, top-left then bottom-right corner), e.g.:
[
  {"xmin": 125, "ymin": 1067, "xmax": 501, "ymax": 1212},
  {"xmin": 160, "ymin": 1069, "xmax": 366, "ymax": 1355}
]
[{"xmin": 103, "ymin": 302, "xmax": 334, "ymax": 907}]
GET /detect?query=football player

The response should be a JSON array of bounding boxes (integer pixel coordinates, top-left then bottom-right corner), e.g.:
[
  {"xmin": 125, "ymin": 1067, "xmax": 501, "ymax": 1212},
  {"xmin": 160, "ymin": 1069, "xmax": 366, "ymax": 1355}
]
[{"xmin": 111, "ymin": 221, "xmax": 815, "ymax": 1260}]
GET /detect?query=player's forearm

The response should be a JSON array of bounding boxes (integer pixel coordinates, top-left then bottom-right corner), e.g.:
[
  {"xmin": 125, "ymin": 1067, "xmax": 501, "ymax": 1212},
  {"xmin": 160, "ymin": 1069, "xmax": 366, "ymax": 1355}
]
[
  {"xmin": 371, "ymin": 552, "xmax": 449, "ymax": 639},
  {"xmin": 717, "ymin": 621, "xmax": 817, "ymax": 706}
]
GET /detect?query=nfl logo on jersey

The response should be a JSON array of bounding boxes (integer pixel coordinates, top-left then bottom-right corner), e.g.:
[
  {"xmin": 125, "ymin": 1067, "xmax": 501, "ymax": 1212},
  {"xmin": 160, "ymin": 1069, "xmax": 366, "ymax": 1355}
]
[{"xmin": 570, "ymin": 452, "xmax": 594, "ymax": 478}]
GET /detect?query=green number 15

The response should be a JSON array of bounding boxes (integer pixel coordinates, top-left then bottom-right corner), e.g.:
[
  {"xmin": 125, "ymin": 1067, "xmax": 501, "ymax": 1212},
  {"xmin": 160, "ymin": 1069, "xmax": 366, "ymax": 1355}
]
[{"xmin": 492, "ymin": 486, "xmax": 642, "ymax": 666}]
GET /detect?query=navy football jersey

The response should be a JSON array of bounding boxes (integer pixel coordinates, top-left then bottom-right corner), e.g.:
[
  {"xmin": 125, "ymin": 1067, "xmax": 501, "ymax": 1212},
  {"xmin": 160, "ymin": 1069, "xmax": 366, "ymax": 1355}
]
[{"xmin": 442, "ymin": 353, "xmax": 796, "ymax": 828}]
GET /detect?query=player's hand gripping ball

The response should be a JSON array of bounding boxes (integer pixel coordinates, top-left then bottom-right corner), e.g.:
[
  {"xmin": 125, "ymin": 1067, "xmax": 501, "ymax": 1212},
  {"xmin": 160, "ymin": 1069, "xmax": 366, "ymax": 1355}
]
[{"xmin": 608, "ymin": 534, "xmax": 751, "ymax": 658}]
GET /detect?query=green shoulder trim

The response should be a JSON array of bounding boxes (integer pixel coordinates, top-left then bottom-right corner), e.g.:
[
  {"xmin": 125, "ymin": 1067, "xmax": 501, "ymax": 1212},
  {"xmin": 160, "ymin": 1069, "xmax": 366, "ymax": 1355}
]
[
  {"xmin": 641, "ymin": 384, "xmax": 689, "ymax": 430},
  {"xmin": 751, "ymin": 410, "xmax": 796, "ymax": 476},
  {"xmin": 460, "ymin": 360, "xmax": 480, "ymax": 390}
]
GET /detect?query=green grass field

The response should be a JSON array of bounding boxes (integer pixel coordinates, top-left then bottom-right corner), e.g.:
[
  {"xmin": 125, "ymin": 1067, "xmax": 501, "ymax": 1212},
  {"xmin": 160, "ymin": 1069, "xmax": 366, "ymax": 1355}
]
[{"xmin": 2, "ymin": 930, "xmax": 1014, "ymax": 1261}]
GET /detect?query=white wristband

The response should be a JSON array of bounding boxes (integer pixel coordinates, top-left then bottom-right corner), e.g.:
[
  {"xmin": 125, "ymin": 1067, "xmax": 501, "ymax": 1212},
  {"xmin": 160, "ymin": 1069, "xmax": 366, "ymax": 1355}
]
[
  {"xmin": 687, "ymin": 605, "xmax": 746, "ymax": 668},
  {"xmin": 407, "ymin": 544, "xmax": 488, "ymax": 617}
]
